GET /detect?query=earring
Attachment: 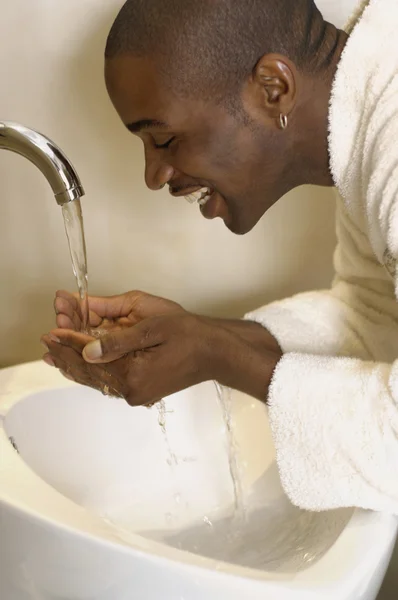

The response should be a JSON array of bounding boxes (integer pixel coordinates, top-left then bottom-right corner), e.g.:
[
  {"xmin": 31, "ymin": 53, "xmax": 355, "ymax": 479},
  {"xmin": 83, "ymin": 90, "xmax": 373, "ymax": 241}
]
[{"xmin": 279, "ymin": 114, "xmax": 288, "ymax": 130}]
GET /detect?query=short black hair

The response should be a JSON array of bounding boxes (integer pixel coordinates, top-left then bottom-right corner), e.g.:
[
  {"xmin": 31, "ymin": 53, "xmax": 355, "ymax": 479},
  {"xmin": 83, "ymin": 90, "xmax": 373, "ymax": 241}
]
[{"xmin": 105, "ymin": 0, "xmax": 325, "ymax": 103}]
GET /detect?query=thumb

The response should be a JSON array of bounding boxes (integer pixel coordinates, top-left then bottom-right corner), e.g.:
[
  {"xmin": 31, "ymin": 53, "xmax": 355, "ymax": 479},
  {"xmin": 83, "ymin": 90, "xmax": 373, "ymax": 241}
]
[{"xmin": 82, "ymin": 319, "xmax": 164, "ymax": 364}]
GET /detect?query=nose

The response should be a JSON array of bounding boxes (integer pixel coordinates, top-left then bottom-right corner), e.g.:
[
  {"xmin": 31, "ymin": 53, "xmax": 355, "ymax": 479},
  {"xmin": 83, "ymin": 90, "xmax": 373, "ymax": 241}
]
[{"xmin": 144, "ymin": 146, "xmax": 174, "ymax": 191}]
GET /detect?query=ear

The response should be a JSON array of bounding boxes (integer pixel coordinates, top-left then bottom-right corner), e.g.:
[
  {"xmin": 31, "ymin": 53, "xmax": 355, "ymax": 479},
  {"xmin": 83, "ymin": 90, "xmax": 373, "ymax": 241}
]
[{"xmin": 244, "ymin": 54, "xmax": 297, "ymax": 127}]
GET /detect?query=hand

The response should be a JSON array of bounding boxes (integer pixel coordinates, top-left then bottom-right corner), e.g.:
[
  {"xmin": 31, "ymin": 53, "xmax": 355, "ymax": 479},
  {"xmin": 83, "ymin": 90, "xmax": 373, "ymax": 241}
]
[
  {"xmin": 42, "ymin": 301, "xmax": 282, "ymax": 405},
  {"xmin": 54, "ymin": 289, "xmax": 185, "ymax": 335},
  {"xmin": 42, "ymin": 313, "xmax": 227, "ymax": 406}
]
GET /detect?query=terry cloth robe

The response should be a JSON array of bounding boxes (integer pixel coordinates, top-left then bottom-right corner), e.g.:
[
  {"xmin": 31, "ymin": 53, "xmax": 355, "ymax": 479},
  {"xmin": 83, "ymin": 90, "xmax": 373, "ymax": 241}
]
[{"xmin": 245, "ymin": 0, "xmax": 398, "ymax": 513}]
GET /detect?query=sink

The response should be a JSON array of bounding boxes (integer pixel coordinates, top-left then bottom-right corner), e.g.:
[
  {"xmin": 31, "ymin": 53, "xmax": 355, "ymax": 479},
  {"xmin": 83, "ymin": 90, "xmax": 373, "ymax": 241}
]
[{"xmin": 0, "ymin": 361, "xmax": 396, "ymax": 599}]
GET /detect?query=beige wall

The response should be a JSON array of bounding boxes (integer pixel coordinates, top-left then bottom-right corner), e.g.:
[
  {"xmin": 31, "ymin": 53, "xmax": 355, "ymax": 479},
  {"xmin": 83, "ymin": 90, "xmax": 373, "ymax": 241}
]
[
  {"xmin": 319, "ymin": 0, "xmax": 359, "ymax": 24},
  {"xmin": 0, "ymin": 0, "xmax": 341, "ymax": 368}
]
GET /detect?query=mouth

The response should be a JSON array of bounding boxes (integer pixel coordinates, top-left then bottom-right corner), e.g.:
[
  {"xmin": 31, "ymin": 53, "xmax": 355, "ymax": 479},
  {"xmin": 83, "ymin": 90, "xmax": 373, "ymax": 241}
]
[
  {"xmin": 170, "ymin": 185, "xmax": 229, "ymax": 222},
  {"xmin": 185, "ymin": 187, "xmax": 214, "ymax": 207},
  {"xmin": 170, "ymin": 186, "xmax": 214, "ymax": 207}
]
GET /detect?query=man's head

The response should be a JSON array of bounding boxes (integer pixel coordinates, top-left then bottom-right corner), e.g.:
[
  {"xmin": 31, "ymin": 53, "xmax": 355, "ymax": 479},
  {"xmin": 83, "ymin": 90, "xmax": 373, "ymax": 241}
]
[{"xmin": 105, "ymin": 0, "xmax": 346, "ymax": 234}]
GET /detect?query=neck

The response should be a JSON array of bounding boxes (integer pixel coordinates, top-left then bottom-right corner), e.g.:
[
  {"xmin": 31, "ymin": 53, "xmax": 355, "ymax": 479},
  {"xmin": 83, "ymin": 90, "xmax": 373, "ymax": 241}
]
[{"xmin": 292, "ymin": 24, "xmax": 349, "ymax": 188}]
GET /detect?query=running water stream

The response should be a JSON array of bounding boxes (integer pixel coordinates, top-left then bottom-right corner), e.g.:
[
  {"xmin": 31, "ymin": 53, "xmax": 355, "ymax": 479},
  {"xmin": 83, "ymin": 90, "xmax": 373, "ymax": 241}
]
[
  {"xmin": 61, "ymin": 199, "xmax": 246, "ymax": 536},
  {"xmin": 62, "ymin": 199, "xmax": 89, "ymax": 332},
  {"xmin": 214, "ymin": 382, "xmax": 246, "ymax": 522}
]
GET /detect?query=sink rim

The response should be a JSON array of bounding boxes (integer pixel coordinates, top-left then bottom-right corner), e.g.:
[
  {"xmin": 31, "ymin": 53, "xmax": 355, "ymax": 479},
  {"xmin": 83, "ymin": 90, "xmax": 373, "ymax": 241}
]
[{"xmin": 0, "ymin": 360, "xmax": 397, "ymax": 594}]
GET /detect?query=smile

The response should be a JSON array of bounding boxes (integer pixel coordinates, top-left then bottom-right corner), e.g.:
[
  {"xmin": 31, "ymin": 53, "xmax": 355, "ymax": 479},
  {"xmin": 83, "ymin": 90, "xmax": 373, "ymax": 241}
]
[{"xmin": 184, "ymin": 187, "xmax": 213, "ymax": 207}]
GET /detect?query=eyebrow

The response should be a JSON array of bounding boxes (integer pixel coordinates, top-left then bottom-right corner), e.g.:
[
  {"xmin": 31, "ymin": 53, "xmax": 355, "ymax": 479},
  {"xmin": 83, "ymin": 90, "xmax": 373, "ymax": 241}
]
[{"xmin": 126, "ymin": 119, "xmax": 169, "ymax": 133}]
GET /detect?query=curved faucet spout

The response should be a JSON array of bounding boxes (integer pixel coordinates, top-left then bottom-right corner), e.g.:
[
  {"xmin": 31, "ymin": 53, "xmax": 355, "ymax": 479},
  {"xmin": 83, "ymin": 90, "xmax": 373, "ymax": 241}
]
[{"xmin": 0, "ymin": 122, "xmax": 84, "ymax": 205}]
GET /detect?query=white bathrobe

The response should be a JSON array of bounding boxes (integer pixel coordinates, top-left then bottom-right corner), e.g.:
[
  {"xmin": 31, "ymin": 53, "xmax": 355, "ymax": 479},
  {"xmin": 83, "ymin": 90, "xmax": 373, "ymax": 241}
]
[{"xmin": 245, "ymin": 0, "xmax": 398, "ymax": 513}]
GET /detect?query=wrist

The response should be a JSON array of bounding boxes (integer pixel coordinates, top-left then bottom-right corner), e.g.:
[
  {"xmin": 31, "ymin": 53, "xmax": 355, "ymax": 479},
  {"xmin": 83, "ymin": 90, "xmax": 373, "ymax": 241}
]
[
  {"xmin": 202, "ymin": 317, "xmax": 282, "ymax": 401},
  {"xmin": 204, "ymin": 316, "xmax": 281, "ymax": 354},
  {"xmin": 223, "ymin": 334, "xmax": 281, "ymax": 401}
]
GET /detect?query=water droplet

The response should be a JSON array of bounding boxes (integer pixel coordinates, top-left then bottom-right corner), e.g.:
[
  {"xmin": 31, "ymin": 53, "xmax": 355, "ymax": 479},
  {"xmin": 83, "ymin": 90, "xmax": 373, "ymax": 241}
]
[
  {"xmin": 8, "ymin": 437, "xmax": 19, "ymax": 453},
  {"xmin": 181, "ymin": 456, "xmax": 197, "ymax": 463},
  {"xmin": 203, "ymin": 516, "xmax": 213, "ymax": 528}
]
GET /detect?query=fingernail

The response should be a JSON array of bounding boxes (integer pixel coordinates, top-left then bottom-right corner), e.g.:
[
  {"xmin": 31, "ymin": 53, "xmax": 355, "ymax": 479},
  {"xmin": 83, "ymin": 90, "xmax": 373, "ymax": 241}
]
[
  {"xmin": 49, "ymin": 333, "xmax": 60, "ymax": 343},
  {"xmin": 83, "ymin": 340, "xmax": 102, "ymax": 361},
  {"xmin": 41, "ymin": 341, "xmax": 49, "ymax": 352},
  {"xmin": 43, "ymin": 355, "xmax": 55, "ymax": 367}
]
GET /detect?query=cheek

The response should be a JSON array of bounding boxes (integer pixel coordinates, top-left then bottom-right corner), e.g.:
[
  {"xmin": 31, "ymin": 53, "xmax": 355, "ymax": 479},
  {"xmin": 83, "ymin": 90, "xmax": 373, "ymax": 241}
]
[
  {"xmin": 209, "ymin": 127, "xmax": 265, "ymax": 191},
  {"xmin": 170, "ymin": 124, "xmax": 261, "ymax": 195},
  {"xmin": 173, "ymin": 149, "xmax": 208, "ymax": 174},
  {"xmin": 183, "ymin": 120, "xmax": 239, "ymax": 170}
]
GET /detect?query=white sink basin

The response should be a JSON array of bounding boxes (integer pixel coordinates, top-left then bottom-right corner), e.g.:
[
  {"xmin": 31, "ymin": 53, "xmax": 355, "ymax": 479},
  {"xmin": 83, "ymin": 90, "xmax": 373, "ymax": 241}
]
[{"xmin": 0, "ymin": 361, "xmax": 396, "ymax": 599}]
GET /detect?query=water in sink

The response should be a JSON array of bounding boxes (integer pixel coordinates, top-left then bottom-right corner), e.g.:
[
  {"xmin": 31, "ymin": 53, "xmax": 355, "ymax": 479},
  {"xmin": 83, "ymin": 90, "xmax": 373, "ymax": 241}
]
[
  {"xmin": 141, "ymin": 491, "xmax": 351, "ymax": 572},
  {"xmin": 103, "ymin": 387, "xmax": 351, "ymax": 574},
  {"xmin": 99, "ymin": 385, "xmax": 351, "ymax": 574},
  {"xmin": 3, "ymin": 383, "xmax": 353, "ymax": 575}
]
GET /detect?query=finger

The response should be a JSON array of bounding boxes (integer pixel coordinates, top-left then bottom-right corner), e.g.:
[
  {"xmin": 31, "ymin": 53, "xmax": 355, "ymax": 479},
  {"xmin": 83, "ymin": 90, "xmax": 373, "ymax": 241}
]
[
  {"xmin": 41, "ymin": 334, "xmax": 65, "ymax": 355},
  {"xmin": 83, "ymin": 318, "xmax": 164, "ymax": 364},
  {"xmin": 44, "ymin": 344, "xmax": 97, "ymax": 389},
  {"xmin": 42, "ymin": 333, "xmax": 124, "ymax": 397},
  {"xmin": 56, "ymin": 289, "xmax": 80, "ymax": 303},
  {"xmin": 49, "ymin": 329, "xmax": 95, "ymax": 354},
  {"xmin": 59, "ymin": 370, "xmax": 76, "ymax": 382},
  {"xmin": 55, "ymin": 309, "xmax": 81, "ymax": 331},
  {"xmin": 86, "ymin": 291, "xmax": 145, "ymax": 321},
  {"xmin": 87, "ymin": 309, "xmax": 102, "ymax": 328},
  {"xmin": 55, "ymin": 292, "xmax": 82, "ymax": 331},
  {"xmin": 55, "ymin": 290, "xmax": 81, "ymax": 315},
  {"xmin": 85, "ymin": 295, "xmax": 130, "ymax": 320},
  {"xmin": 57, "ymin": 362, "xmax": 96, "ymax": 389},
  {"xmin": 43, "ymin": 345, "xmax": 85, "ymax": 383},
  {"xmin": 56, "ymin": 313, "xmax": 76, "ymax": 330},
  {"xmin": 42, "ymin": 334, "xmax": 90, "ymax": 383},
  {"xmin": 42, "ymin": 352, "xmax": 55, "ymax": 368},
  {"xmin": 55, "ymin": 291, "xmax": 102, "ymax": 329},
  {"xmin": 58, "ymin": 359, "xmax": 124, "ymax": 398},
  {"xmin": 42, "ymin": 333, "xmax": 85, "ymax": 362}
]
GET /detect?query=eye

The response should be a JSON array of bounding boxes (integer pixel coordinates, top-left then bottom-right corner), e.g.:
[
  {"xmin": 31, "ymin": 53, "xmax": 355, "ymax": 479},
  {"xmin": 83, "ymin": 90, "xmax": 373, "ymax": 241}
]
[{"xmin": 153, "ymin": 136, "xmax": 176, "ymax": 150}]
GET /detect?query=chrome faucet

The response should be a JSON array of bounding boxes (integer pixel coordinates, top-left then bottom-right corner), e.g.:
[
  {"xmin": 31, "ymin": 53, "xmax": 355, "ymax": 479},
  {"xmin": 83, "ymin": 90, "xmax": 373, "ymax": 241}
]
[{"xmin": 0, "ymin": 121, "xmax": 84, "ymax": 205}]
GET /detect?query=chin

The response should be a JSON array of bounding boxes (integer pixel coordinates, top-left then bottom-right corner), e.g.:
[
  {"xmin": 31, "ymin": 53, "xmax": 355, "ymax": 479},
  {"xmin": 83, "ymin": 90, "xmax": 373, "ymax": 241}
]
[
  {"xmin": 224, "ymin": 209, "xmax": 262, "ymax": 235},
  {"xmin": 224, "ymin": 218, "xmax": 254, "ymax": 236}
]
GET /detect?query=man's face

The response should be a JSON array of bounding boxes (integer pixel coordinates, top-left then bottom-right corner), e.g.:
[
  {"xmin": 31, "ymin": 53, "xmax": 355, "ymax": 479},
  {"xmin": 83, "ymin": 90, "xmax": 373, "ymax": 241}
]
[{"xmin": 105, "ymin": 55, "xmax": 292, "ymax": 234}]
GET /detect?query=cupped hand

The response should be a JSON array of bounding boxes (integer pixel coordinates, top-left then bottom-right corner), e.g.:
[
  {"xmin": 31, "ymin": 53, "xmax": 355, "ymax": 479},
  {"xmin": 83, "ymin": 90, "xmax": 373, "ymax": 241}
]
[
  {"xmin": 54, "ymin": 289, "xmax": 185, "ymax": 335},
  {"xmin": 42, "ymin": 312, "xmax": 223, "ymax": 406},
  {"xmin": 43, "ymin": 290, "xmax": 282, "ymax": 406}
]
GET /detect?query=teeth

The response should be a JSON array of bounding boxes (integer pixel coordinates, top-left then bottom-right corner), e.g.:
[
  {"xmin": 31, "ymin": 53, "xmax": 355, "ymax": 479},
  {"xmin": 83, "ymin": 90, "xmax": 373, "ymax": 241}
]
[
  {"xmin": 185, "ymin": 187, "xmax": 212, "ymax": 205},
  {"xmin": 185, "ymin": 192, "xmax": 200, "ymax": 204},
  {"xmin": 198, "ymin": 194, "xmax": 211, "ymax": 206}
]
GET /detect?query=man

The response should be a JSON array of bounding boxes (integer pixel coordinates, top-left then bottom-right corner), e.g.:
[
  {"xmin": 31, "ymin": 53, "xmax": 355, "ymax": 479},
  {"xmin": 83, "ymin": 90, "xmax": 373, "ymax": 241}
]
[{"xmin": 42, "ymin": 0, "xmax": 398, "ymax": 514}]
